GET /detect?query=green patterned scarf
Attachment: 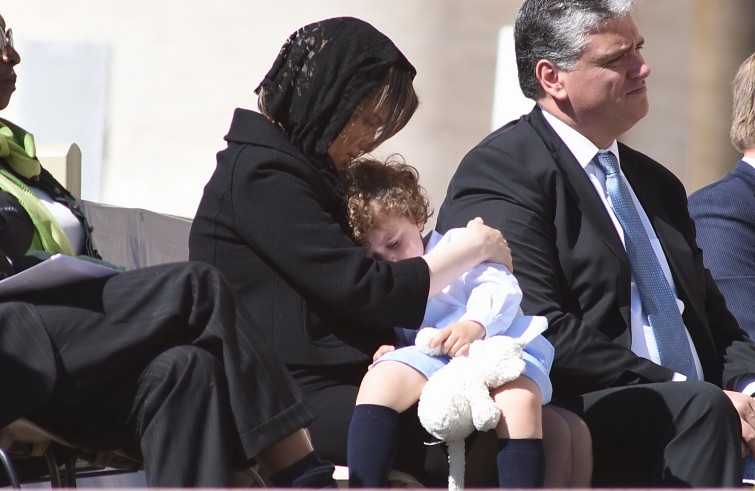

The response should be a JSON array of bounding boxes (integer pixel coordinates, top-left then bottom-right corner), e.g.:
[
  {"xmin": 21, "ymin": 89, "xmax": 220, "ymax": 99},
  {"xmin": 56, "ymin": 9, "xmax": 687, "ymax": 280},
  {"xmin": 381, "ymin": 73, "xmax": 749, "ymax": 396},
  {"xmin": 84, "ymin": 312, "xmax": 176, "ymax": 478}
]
[{"xmin": 0, "ymin": 120, "xmax": 75, "ymax": 256}]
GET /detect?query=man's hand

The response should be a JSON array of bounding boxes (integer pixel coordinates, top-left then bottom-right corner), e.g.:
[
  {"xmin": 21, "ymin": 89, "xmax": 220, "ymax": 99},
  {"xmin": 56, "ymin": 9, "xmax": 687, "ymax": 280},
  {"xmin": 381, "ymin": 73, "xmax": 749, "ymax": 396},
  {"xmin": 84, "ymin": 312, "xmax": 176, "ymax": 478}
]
[
  {"xmin": 430, "ymin": 320, "xmax": 485, "ymax": 358},
  {"xmin": 370, "ymin": 345, "xmax": 396, "ymax": 365},
  {"xmin": 724, "ymin": 390, "xmax": 755, "ymax": 455}
]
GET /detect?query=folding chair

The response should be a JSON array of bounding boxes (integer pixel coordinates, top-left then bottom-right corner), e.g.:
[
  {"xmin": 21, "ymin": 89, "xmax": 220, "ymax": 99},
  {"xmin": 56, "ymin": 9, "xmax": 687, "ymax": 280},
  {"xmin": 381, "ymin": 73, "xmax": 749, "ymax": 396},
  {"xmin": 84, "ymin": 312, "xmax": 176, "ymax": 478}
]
[{"xmin": 0, "ymin": 418, "xmax": 141, "ymax": 488}]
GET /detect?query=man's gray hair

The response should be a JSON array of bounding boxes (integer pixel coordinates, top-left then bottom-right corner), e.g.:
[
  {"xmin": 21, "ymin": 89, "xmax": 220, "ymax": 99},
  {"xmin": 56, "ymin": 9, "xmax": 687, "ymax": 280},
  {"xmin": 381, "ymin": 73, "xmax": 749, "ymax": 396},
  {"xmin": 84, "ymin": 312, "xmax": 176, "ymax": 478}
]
[{"xmin": 514, "ymin": 0, "xmax": 636, "ymax": 100}]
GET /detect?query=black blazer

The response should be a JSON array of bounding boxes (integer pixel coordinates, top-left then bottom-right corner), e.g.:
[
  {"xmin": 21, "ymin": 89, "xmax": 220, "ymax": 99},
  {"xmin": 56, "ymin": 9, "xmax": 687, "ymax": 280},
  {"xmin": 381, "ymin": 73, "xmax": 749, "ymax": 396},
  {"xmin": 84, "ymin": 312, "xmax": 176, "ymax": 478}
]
[
  {"xmin": 0, "ymin": 190, "xmax": 33, "ymax": 276},
  {"xmin": 437, "ymin": 106, "xmax": 755, "ymax": 398},
  {"xmin": 689, "ymin": 161, "xmax": 755, "ymax": 340},
  {"xmin": 189, "ymin": 109, "xmax": 430, "ymax": 367}
]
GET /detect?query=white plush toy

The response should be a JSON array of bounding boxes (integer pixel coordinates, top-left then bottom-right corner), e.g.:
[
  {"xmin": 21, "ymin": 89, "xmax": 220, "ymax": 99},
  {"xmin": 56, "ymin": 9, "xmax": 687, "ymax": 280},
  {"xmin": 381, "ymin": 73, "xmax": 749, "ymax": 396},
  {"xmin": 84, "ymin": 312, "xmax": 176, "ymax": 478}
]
[{"xmin": 415, "ymin": 328, "xmax": 526, "ymax": 491}]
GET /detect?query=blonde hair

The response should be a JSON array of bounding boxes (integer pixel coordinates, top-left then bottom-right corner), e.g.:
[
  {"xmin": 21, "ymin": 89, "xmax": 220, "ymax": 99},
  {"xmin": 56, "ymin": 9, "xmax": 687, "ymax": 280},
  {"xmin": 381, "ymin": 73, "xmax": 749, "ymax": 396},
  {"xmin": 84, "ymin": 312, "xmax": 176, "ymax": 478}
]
[
  {"xmin": 731, "ymin": 52, "xmax": 755, "ymax": 153},
  {"xmin": 344, "ymin": 155, "xmax": 432, "ymax": 246}
]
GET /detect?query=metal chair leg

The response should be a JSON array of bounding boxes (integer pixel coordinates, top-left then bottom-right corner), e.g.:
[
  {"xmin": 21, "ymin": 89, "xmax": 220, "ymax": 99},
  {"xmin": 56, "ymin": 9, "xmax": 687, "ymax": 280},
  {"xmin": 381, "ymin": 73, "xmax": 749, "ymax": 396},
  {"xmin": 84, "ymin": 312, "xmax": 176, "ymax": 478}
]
[
  {"xmin": 0, "ymin": 447, "xmax": 21, "ymax": 488},
  {"xmin": 44, "ymin": 451, "xmax": 63, "ymax": 487},
  {"xmin": 64, "ymin": 456, "xmax": 78, "ymax": 488}
]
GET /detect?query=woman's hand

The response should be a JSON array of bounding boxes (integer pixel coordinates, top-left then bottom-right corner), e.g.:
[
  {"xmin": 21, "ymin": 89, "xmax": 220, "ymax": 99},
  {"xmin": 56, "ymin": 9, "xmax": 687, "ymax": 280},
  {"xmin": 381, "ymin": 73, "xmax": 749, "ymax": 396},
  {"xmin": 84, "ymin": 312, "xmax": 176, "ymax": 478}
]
[
  {"xmin": 465, "ymin": 217, "xmax": 512, "ymax": 272},
  {"xmin": 423, "ymin": 217, "xmax": 513, "ymax": 298}
]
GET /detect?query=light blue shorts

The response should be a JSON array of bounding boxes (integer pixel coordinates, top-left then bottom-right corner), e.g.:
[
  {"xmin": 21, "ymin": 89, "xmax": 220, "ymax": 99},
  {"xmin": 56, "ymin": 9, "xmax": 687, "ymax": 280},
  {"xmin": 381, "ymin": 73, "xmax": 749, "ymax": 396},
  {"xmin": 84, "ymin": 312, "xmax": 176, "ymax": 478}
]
[{"xmin": 374, "ymin": 334, "xmax": 553, "ymax": 404}]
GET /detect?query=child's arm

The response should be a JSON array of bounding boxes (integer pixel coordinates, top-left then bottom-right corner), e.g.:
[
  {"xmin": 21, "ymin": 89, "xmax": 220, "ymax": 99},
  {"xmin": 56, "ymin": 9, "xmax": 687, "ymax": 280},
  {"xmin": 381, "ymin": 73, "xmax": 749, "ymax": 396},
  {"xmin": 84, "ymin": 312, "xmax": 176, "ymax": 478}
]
[
  {"xmin": 423, "ymin": 218, "xmax": 512, "ymax": 297},
  {"xmin": 429, "ymin": 320, "xmax": 485, "ymax": 357},
  {"xmin": 458, "ymin": 263, "xmax": 524, "ymax": 338},
  {"xmin": 429, "ymin": 227, "xmax": 523, "ymax": 339}
]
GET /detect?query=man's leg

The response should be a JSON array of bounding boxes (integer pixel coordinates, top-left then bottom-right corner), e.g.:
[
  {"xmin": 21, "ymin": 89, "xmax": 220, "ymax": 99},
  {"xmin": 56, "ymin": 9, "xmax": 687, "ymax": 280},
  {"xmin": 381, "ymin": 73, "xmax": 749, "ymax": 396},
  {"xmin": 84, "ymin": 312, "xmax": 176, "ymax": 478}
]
[
  {"xmin": 136, "ymin": 346, "xmax": 238, "ymax": 485},
  {"xmin": 554, "ymin": 381, "xmax": 742, "ymax": 487},
  {"xmin": 0, "ymin": 301, "xmax": 57, "ymax": 427}
]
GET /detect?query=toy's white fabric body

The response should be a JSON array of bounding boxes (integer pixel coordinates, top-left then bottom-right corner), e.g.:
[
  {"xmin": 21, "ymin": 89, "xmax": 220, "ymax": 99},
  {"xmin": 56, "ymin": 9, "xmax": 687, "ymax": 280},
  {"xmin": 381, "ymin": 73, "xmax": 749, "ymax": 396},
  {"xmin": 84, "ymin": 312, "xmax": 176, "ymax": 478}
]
[{"xmin": 416, "ymin": 330, "xmax": 528, "ymax": 491}]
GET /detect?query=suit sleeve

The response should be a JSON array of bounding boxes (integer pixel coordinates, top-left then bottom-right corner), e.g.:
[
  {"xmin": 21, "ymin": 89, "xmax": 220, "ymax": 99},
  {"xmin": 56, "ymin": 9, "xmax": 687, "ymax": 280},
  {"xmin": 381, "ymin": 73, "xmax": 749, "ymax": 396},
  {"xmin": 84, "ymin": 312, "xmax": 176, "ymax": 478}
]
[
  {"xmin": 231, "ymin": 149, "xmax": 430, "ymax": 329},
  {"xmin": 437, "ymin": 142, "xmax": 675, "ymax": 397},
  {"xmin": 689, "ymin": 182, "xmax": 755, "ymax": 340},
  {"xmin": 687, "ymin": 182, "xmax": 755, "ymax": 389}
]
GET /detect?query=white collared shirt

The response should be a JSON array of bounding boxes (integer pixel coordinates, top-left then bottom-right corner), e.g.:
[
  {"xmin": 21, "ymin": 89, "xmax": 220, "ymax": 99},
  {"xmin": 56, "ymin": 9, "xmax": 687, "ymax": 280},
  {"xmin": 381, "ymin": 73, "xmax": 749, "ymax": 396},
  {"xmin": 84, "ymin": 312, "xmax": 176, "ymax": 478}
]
[
  {"xmin": 742, "ymin": 155, "xmax": 755, "ymax": 169},
  {"xmin": 541, "ymin": 110, "xmax": 703, "ymax": 381}
]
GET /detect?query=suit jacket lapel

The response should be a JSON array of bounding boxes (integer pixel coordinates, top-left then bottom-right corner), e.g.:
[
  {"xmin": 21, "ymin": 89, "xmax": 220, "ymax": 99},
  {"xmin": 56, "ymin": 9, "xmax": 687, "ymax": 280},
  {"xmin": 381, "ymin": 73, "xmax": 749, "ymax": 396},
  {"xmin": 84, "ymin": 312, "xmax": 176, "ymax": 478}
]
[{"xmin": 527, "ymin": 109, "xmax": 627, "ymax": 260}]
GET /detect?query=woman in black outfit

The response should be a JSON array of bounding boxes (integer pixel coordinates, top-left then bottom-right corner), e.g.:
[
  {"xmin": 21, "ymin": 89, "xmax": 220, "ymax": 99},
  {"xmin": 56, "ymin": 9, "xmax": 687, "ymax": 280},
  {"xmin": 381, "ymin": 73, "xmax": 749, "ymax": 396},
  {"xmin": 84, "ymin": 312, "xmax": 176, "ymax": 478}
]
[
  {"xmin": 190, "ymin": 16, "xmax": 590, "ymax": 486},
  {"xmin": 0, "ymin": 13, "xmax": 334, "ymax": 487}
]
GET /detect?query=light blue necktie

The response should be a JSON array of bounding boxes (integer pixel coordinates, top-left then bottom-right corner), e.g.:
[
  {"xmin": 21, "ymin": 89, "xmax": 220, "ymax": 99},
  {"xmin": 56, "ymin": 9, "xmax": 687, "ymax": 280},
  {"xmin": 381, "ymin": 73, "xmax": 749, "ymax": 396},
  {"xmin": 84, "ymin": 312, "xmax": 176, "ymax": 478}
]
[{"xmin": 594, "ymin": 151, "xmax": 698, "ymax": 380}]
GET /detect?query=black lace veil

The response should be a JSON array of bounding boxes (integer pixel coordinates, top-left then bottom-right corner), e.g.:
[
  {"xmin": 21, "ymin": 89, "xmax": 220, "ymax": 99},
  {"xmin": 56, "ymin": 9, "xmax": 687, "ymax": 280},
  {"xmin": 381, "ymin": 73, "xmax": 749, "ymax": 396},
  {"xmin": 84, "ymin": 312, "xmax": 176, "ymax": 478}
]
[{"xmin": 255, "ymin": 17, "xmax": 417, "ymax": 161}]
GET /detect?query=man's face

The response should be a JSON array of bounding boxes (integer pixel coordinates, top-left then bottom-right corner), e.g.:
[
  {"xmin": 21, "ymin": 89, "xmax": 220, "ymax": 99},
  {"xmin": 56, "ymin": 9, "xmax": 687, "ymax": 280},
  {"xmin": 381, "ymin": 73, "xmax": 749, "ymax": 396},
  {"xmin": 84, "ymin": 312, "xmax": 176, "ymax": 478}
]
[{"xmin": 559, "ymin": 14, "xmax": 651, "ymax": 146}]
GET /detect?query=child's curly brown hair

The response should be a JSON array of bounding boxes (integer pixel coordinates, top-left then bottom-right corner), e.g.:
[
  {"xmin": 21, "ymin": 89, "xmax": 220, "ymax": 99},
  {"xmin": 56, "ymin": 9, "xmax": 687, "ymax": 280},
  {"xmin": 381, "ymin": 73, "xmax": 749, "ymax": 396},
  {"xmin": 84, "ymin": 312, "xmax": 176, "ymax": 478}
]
[{"xmin": 344, "ymin": 154, "xmax": 433, "ymax": 246}]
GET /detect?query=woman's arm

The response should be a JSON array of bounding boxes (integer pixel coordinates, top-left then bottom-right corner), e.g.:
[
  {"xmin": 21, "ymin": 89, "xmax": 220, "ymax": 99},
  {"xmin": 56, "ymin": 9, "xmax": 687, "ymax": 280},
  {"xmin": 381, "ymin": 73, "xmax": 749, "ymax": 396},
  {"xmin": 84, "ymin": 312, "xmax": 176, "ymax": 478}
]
[
  {"xmin": 423, "ymin": 217, "xmax": 512, "ymax": 297},
  {"xmin": 0, "ymin": 190, "xmax": 34, "ymax": 269},
  {"xmin": 220, "ymin": 150, "xmax": 510, "ymax": 328}
]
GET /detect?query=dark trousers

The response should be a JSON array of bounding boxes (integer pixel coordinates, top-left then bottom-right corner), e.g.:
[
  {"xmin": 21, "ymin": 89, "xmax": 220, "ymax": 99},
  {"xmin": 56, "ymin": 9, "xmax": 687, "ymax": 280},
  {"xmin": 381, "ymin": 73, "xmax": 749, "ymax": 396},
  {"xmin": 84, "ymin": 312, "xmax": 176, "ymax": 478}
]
[
  {"xmin": 0, "ymin": 262, "xmax": 313, "ymax": 486},
  {"xmin": 554, "ymin": 380, "xmax": 742, "ymax": 487}
]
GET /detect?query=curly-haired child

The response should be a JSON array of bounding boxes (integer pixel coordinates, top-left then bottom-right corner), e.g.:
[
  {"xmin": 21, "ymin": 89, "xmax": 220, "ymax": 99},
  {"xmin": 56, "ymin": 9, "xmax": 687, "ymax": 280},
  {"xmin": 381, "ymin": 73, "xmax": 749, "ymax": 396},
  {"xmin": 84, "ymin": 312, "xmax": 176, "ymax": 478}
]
[{"xmin": 344, "ymin": 156, "xmax": 554, "ymax": 488}]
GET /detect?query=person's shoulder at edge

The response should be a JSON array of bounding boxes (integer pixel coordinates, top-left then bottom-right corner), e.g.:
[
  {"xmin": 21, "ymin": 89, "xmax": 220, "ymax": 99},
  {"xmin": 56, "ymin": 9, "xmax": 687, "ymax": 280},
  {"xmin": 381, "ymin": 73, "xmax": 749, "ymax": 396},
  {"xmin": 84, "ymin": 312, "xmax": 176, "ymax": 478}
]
[{"xmin": 689, "ymin": 162, "xmax": 753, "ymax": 204}]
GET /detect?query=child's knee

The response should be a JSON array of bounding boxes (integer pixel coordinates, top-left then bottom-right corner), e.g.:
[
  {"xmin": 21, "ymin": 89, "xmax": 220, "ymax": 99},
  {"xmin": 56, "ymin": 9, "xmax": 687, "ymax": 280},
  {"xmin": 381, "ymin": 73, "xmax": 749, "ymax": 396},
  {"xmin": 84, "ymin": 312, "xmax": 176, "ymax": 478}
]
[
  {"xmin": 493, "ymin": 376, "xmax": 542, "ymax": 410},
  {"xmin": 355, "ymin": 361, "xmax": 426, "ymax": 410}
]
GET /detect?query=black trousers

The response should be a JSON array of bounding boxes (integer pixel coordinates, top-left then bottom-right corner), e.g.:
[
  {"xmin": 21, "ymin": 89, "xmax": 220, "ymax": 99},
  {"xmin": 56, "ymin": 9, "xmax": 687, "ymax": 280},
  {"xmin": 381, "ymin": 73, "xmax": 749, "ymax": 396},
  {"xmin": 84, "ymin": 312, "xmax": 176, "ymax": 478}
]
[
  {"xmin": 0, "ymin": 262, "xmax": 313, "ymax": 486},
  {"xmin": 554, "ymin": 380, "xmax": 742, "ymax": 487}
]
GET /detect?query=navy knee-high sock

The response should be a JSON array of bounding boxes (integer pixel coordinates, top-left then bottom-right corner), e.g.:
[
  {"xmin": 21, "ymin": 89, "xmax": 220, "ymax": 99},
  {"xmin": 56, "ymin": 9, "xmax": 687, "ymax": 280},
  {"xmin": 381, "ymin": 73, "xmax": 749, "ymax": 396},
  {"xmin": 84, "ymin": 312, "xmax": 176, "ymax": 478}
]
[
  {"xmin": 497, "ymin": 438, "xmax": 545, "ymax": 488},
  {"xmin": 347, "ymin": 404, "xmax": 400, "ymax": 487}
]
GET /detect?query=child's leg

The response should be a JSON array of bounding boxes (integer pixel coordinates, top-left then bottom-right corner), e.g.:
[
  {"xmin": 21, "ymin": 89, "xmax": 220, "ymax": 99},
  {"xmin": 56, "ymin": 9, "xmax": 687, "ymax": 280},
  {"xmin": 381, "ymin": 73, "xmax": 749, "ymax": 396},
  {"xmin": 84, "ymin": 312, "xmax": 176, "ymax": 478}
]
[
  {"xmin": 355, "ymin": 360, "xmax": 428, "ymax": 409},
  {"xmin": 348, "ymin": 360, "xmax": 427, "ymax": 487},
  {"xmin": 491, "ymin": 375, "xmax": 544, "ymax": 488},
  {"xmin": 464, "ymin": 406, "xmax": 592, "ymax": 487}
]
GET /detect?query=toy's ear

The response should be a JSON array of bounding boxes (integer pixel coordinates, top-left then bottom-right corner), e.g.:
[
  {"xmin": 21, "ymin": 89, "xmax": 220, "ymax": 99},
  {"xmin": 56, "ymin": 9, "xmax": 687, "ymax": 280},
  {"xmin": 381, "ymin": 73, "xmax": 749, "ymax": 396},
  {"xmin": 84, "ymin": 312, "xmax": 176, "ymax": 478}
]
[{"xmin": 415, "ymin": 327, "xmax": 442, "ymax": 356}]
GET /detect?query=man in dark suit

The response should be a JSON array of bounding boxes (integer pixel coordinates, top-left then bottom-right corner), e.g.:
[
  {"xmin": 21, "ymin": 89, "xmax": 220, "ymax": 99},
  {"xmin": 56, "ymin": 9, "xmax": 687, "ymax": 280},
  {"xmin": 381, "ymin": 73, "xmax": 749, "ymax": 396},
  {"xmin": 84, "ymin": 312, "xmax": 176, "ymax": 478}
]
[
  {"xmin": 689, "ymin": 51, "xmax": 755, "ymax": 340},
  {"xmin": 437, "ymin": 0, "xmax": 755, "ymax": 486}
]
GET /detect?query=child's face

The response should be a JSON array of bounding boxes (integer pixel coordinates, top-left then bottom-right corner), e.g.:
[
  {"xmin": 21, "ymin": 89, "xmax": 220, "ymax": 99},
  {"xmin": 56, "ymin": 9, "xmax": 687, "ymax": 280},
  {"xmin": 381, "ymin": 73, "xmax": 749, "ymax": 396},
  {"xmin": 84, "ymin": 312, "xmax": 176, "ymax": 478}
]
[{"xmin": 365, "ymin": 214, "xmax": 425, "ymax": 262}]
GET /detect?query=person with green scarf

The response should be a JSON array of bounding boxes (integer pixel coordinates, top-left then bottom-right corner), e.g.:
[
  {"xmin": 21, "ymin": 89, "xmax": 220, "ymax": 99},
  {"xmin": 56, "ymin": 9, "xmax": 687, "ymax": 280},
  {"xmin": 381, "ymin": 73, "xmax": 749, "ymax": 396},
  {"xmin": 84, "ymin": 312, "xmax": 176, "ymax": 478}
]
[
  {"xmin": 0, "ymin": 117, "xmax": 100, "ymax": 264},
  {"xmin": 0, "ymin": 13, "xmax": 337, "ymax": 488}
]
